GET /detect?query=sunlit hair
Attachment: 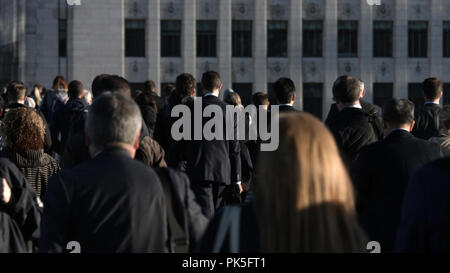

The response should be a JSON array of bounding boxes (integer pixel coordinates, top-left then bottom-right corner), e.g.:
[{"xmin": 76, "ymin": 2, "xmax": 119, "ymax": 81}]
[
  {"xmin": 224, "ymin": 91, "xmax": 243, "ymax": 107},
  {"xmin": 2, "ymin": 108, "xmax": 45, "ymax": 152},
  {"xmin": 52, "ymin": 75, "xmax": 68, "ymax": 90},
  {"xmin": 255, "ymin": 112, "xmax": 366, "ymax": 253}
]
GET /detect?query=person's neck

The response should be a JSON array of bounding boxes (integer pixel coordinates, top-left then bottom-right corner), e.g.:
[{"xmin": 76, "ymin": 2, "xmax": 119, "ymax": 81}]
[
  {"xmin": 425, "ymin": 99, "xmax": 440, "ymax": 104},
  {"xmin": 205, "ymin": 90, "xmax": 219, "ymax": 96},
  {"xmin": 337, "ymin": 101, "xmax": 360, "ymax": 112},
  {"xmin": 90, "ymin": 142, "xmax": 136, "ymax": 159}
]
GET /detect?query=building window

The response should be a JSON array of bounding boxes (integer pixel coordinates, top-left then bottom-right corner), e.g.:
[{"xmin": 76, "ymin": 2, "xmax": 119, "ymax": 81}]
[
  {"xmin": 268, "ymin": 21, "xmax": 288, "ymax": 57},
  {"xmin": 59, "ymin": 19, "xmax": 67, "ymax": 57},
  {"xmin": 443, "ymin": 84, "xmax": 450, "ymax": 105},
  {"xmin": 232, "ymin": 83, "xmax": 253, "ymax": 106},
  {"xmin": 373, "ymin": 21, "xmax": 393, "ymax": 58},
  {"xmin": 408, "ymin": 83, "xmax": 425, "ymax": 107},
  {"xmin": 161, "ymin": 20, "xmax": 181, "ymax": 57},
  {"xmin": 408, "ymin": 21, "xmax": 428, "ymax": 58},
  {"xmin": 444, "ymin": 22, "xmax": 450, "ymax": 58},
  {"xmin": 197, "ymin": 20, "xmax": 217, "ymax": 57},
  {"xmin": 232, "ymin": 20, "xmax": 252, "ymax": 57},
  {"xmin": 303, "ymin": 83, "xmax": 323, "ymax": 119},
  {"xmin": 303, "ymin": 20, "xmax": 323, "ymax": 57},
  {"xmin": 338, "ymin": 21, "xmax": 358, "ymax": 58},
  {"xmin": 125, "ymin": 20, "xmax": 145, "ymax": 57},
  {"xmin": 373, "ymin": 83, "xmax": 393, "ymax": 108}
]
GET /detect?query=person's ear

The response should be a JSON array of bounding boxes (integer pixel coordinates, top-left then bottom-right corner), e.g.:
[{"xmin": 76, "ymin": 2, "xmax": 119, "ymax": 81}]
[
  {"xmin": 409, "ymin": 120, "xmax": 416, "ymax": 132},
  {"xmin": 360, "ymin": 89, "xmax": 365, "ymax": 99},
  {"xmin": 134, "ymin": 131, "xmax": 141, "ymax": 150},
  {"xmin": 292, "ymin": 94, "xmax": 296, "ymax": 103}
]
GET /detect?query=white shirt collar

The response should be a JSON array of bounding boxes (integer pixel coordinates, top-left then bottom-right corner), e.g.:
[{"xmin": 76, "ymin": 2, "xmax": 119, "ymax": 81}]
[
  {"xmin": 204, "ymin": 92, "xmax": 219, "ymax": 98},
  {"xmin": 279, "ymin": 103, "xmax": 294, "ymax": 107},
  {"xmin": 346, "ymin": 104, "xmax": 363, "ymax": 109},
  {"xmin": 425, "ymin": 101, "xmax": 440, "ymax": 105}
]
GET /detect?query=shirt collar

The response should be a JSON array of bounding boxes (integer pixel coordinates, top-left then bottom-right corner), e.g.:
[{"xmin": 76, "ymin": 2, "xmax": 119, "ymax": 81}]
[
  {"xmin": 386, "ymin": 128, "xmax": 410, "ymax": 138},
  {"xmin": 425, "ymin": 101, "xmax": 440, "ymax": 105},
  {"xmin": 279, "ymin": 103, "xmax": 294, "ymax": 107},
  {"xmin": 204, "ymin": 92, "xmax": 219, "ymax": 98},
  {"xmin": 346, "ymin": 104, "xmax": 363, "ymax": 109}
]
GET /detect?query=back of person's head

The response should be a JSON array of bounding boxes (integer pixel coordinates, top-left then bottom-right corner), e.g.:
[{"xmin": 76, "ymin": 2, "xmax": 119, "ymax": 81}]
[
  {"xmin": 439, "ymin": 105, "xmax": 450, "ymax": 130},
  {"xmin": 224, "ymin": 91, "xmax": 242, "ymax": 107},
  {"xmin": 68, "ymin": 80, "xmax": 84, "ymax": 99},
  {"xmin": 135, "ymin": 91, "xmax": 157, "ymax": 113},
  {"xmin": 163, "ymin": 84, "xmax": 176, "ymax": 98},
  {"xmin": 91, "ymin": 75, "xmax": 131, "ymax": 98},
  {"xmin": 332, "ymin": 76, "xmax": 363, "ymax": 104},
  {"xmin": 86, "ymin": 92, "xmax": 142, "ymax": 150},
  {"xmin": 256, "ymin": 112, "xmax": 366, "ymax": 252},
  {"xmin": 33, "ymin": 84, "xmax": 43, "ymax": 94},
  {"xmin": 6, "ymin": 82, "xmax": 27, "ymax": 104},
  {"xmin": 382, "ymin": 99, "xmax": 415, "ymax": 128},
  {"xmin": 144, "ymin": 80, "xmax": 156, "ymax": 93},
  {"xmin": 253, "ymin": 92, "xmax": 270, "ymax": 107},
  {"xmin": 1, "ymin": 107, "xmax": 45, "ymax": 152},
  {"xmin": 423, "ymin": 77, "xmax": 443, "ymax": 101},
  {"xmin": 175, "ymin": 73, "xmax": 196, "ymax": 99},
  {"xmin": 274, "ymin": 78, "xmax": 296, "ymax": 104},
  {"xmin": 91, "ymin": 74, "xmax": 110, "ymax": 95},
  {"xmin": 201, "ymin": 71, "xmax": 222, "ymax": 93},
  {"xmin": 52, "ymin": 75, "xmax": 68, "ymax": 90}
]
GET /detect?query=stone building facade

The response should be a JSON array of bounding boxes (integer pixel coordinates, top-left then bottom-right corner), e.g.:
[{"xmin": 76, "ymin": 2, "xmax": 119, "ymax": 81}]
[{"xmin": 1, "ymin": 0, "xmax": 450, "ymax": 118}]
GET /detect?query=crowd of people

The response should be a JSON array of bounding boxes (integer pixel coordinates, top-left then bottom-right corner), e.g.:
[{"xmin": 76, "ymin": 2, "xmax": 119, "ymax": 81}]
[{"xmin": 0, "ymin": 72, "xmax": 450, "ymax": 253}]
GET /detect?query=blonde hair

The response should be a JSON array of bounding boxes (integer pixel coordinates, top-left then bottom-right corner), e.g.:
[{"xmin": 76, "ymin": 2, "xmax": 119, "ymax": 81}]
[{"xmin": 255, "ymin": 112, "xmax": 366, "ymax": 253}]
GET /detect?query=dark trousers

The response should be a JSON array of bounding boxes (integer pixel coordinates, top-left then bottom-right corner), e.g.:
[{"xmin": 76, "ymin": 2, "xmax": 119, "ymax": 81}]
[{"xmin": 192, "ymin": 181, "xmax": 227, "ymax": 219}]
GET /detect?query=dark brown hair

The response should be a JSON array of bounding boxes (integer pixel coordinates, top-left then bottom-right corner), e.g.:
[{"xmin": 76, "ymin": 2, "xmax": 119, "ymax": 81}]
[
  {"xmin": 2, "ymin": 108, "xmax": 45, "ymax": 152},
  {"xmin": 423, "ymin": 77, "xmax": 443, "ymax": 101}
]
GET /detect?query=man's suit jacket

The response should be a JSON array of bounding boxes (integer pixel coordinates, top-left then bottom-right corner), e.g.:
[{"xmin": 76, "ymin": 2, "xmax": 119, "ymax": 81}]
[
  {"xmin": 395, "ymin": 157, "xmax": 450, "ymax": 253},
  {"xmin": 327, "ymin": 107, "xmax": 378, "ymax": 169},
  {"xmin": 40, "ymin": 148, "xmax": 168, "ymax": 253},
  {"xmin": 325, "ymin": 99, "xmax": 382, "ymax": 125},
  {"xmin": 352, "ymin": 130, "xmax": 442, "ymax": 252},
  {"xmin": 412, "ymin": 103, "xmax": 441, "ymax": 140},
  {"xmin": 185, "ymin": 95, "xmax": 241, "ymax": 185},
  {"xmin": 278, "ymin": 105, "xmax": 299, "ymax": 113}
]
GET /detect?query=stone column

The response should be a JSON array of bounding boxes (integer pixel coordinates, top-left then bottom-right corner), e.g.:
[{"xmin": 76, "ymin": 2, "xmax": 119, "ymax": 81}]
[
  {"xmin": 394, "ymin": 0, "xmax": 408, "ymax": 99},
  {"xmin": 147, "ymin": 0, "xmax": 161, "ymax": 94},
  {"xmin": 218, "ymin": 0, "xmax": 232, "ymax": 90},
  {"xmin": 70, "ymin": 0, "xmax": 125, "ymax": 87},
  {"xmin": 360, "ymin": 0, "xmax": 374, "ymax": 103},
  {"xmin": 289, "ymin": 0, "xmax": 303, "ymax": 110},
  {"xmin": 430, "ymin": 0, "xmax": 443, "ymax": 81},
  {"xmin": 323, "ymin": 0, "xmax": 338, "ymax": 118},
  {"xmin": 253, "ymin": 0, "xmax": 267, "ymax": 93},
  {"xmin": 182, "ymin": 0, "xmax": 196, "ymax": 77}
]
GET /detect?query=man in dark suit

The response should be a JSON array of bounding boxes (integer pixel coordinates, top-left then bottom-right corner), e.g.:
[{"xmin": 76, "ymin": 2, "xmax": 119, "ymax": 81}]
[
  {"xmin": 144, "ymin": 80, "xmax": 166, "ymax": 112},
  {"xmin": 273, "ymin": 78, "xmax": 300, "ymax": 113},
  {"xmin": 326, "ymin": 76, "xmax": 379, "ymax": 169},
  {"xmin": 62, "ymin": 75, "xmax": 150, "ymax": 168},
  {"xmin": 395, "ymin": 157, "xmax": 450, "ymax": 253},
  {"xmin": 40, "ymin": 92, "xmax": 167, "ymax": 253},
  {"xmin": 411, "ymin": 77, "xmax": 443, "ymax": 140},
  {"xmin": 352, "ymin": 99, "xmax": 442, "ymax": 253},
  {"xmin": 185, "ymin": 71, "xmax": 242, "ymax": 219}
]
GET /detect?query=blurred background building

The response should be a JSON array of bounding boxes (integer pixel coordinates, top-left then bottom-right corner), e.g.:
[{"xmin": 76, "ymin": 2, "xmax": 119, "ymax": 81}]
[{"xmin": 1, "ymin": 0, "xmax": 450, "ymax": 119}]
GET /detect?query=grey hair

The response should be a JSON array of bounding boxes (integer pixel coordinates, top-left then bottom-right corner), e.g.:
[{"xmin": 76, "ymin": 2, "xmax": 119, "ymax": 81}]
[{"xmin": 86, "ymin": 92, "xmax": 142, "ymax": 149}]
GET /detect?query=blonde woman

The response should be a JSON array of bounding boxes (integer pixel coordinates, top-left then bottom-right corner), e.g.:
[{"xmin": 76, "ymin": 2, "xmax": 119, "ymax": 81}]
[{"xmin": 199, "ymin": 112, "xmax": 367, "ymax": 253}]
